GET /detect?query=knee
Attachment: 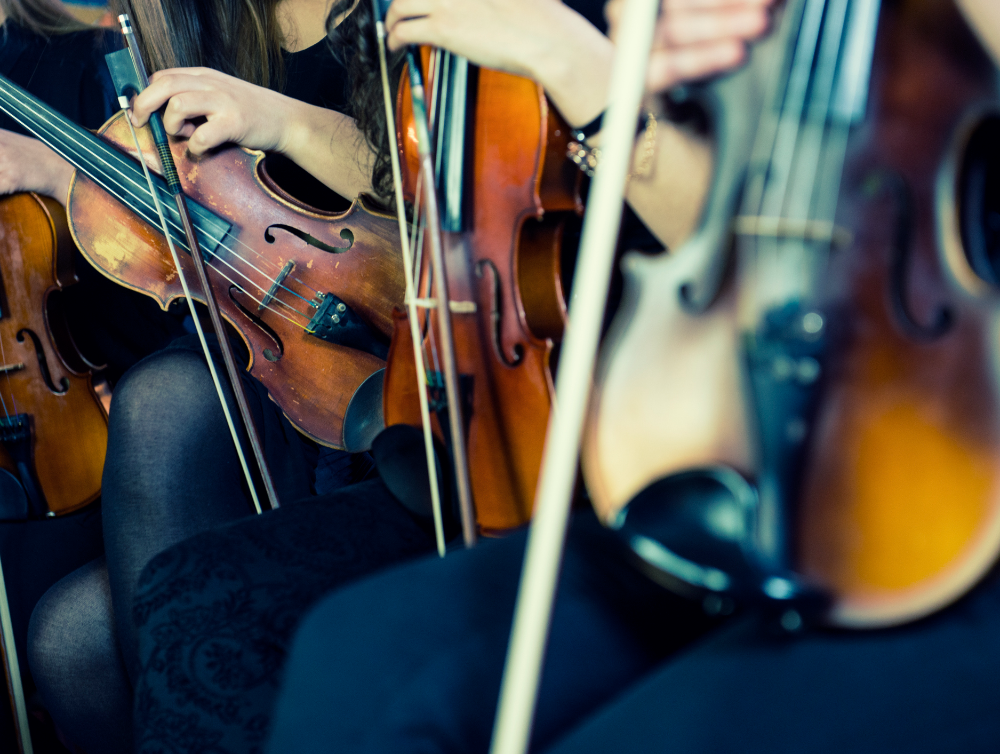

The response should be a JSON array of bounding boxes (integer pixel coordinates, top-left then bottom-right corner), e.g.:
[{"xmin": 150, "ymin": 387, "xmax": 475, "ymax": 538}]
[
  {"xmin": 29, "ymin": 559, "xmax": 134, "ymax": 754},
  {"xmin": 109, "ymin": 348, "xmax": 213, "ymax": 431},
  {"xmin": 28, "ymin": 558, "xmax": 119, "ymax": 688}
]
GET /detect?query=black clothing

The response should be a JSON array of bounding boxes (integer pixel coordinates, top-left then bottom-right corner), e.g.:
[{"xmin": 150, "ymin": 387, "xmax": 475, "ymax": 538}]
[
  {"xmin": 268, "ymin": 511, "xmax": 716, "ymax": 754},
  {"xmin": 268, "ymin": 528, "xmax": 1000, "ymax": 754},
  {"xmin": 262, "ymin": 38, "xmax": 352, "ymax": 213},
  {"xmin": 101, "ymin": 335, "xmax": 319, "ymax": 683},
  {"xmin": 0, "ymin": 22, "xmax": 115, "ymax": 135},
  {"xmin": 283, "ymin": 37, "xmax": 348, "ymax": 113},
  {"xmin": 133, "ymin": 476, "xmax": 436, "ymax": 754}
]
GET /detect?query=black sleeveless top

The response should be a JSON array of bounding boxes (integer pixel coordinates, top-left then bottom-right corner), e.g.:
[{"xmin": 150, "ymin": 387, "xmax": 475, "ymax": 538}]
[
  {"xmin": 0, "ymin": 22, "xmax": 116, "ymax": 133},
  {"xmin": 264, "ymin": 38, "xmax": 352, "ymax": 212}
]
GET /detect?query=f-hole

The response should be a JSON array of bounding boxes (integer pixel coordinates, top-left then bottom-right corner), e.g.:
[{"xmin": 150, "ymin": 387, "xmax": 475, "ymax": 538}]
[
  {"xmin": 475, "ymin": 260, "xmax": 524, "ymax": 367},
  {"xmin": 264, "ymin": 224, "xmax": 354, "ymax": 253},
  {"xmin": 17, "ymin": 329, "xmax": 67, "ymax": 394},
  {"xmin": 229, "ymin": 287, "xmax": 285, "ymax": 361}
]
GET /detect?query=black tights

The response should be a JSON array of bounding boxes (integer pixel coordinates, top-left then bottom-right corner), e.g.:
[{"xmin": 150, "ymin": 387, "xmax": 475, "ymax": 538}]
[{"xmin": 28, "ymin": 339, "xmax": 318, "ymax": 752}]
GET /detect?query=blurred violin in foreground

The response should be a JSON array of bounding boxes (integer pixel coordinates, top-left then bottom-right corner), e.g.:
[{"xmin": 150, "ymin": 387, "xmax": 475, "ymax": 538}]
[{"xmin": 586, "ymin": 0, "xmax": 1000, "ymax": 627}]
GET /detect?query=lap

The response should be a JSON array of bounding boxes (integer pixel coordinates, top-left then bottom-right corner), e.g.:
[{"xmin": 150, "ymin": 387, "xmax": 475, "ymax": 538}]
[
  {"xmin": 267, "ymin": 510, "xmax": 716, "ymax": 754},
  {"xmin": 544, "ymin": 565, "xmax": 1000, "ymax": 754},
  {"xmin": 133, "ymin": 477, "xmax": 436, "ymax": 754}
]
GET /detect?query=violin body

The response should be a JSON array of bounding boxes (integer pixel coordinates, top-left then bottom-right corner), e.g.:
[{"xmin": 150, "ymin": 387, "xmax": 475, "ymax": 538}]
[
  {"xmin": 67, "ymin": 112, "xmax": 405, "ymax": 448},
  {"xmin": 0, "ymin": 193, "xmax": 107, "ymax": 515},
  {"xmin": 585, "ymin": 0, "xmax": 1000, "ymax": 627},
  {"xmin": 386, "ymin": 57, "xmax": 579, "ymax": 533}
]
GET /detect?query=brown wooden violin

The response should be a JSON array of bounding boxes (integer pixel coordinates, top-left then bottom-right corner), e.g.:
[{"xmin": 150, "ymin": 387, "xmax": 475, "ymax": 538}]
[
  {"xmin": 584, "ymin": 0, "xmax": 1000, "ymax": 627},
  {"xmin": 0, "ymin": 192, "xmax": 107, "ymax": 517},
  {"xmin": 0, "ymin": 74, "xmax": 404, "ymax": 450},
  {"xmin": 384, "ymin": 47, "xmax": 580, "ymax": 536}
]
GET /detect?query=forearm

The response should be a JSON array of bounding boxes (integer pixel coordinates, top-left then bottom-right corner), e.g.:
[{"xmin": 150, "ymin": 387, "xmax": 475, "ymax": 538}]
[
  {"xmin": 625, "ymin": 118, "xmax": 713, "ymax": 250},
  {"xmin": 520, "ymin": 4, "xmax": 613, "ymax": 128},
  {"xmin": 956, "ymin": 0, "xmax": 1000, "ymax": 66},
  {"xmin": 277, "ymin": 98, "xmax": 376, "ymax": 199},
  {"xmin": 0, "ymin": 130, "xmax": 74, "ymax": 202}
]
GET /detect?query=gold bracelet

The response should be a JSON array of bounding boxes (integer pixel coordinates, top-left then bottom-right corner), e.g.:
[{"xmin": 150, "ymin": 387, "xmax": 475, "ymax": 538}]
[
  {"xmin": 631, "ymin": 110, "xmax": 658, "ymax": 179},
  {"xmin": 565, "ymin": 111, "xmax": 657, "ymax": 180}
]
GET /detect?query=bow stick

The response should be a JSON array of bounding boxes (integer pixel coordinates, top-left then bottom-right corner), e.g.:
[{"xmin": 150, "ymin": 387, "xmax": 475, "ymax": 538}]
[
  {"xmin": 373, "ymin": 0, "xmax": 447, "ymax": 555},
  {"xmin": 489, "ymin": 0, "xmax": 660, "ymax": 750},
  {"xmin": 373, "ymin": 1, "xmax": 478, "ymax": 548},
  {"xmin": 111, "ymin": 14, "xmax": 280, "ymax": 513}
]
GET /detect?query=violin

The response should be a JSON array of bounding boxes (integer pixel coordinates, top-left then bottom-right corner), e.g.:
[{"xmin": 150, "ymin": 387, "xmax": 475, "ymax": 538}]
[
  {"xmin": 0, "ymin": 192, "xmax": 107, "ymax": 517},
  {"xmin": 0, "ymin": 75, "xmax": 404, "ymax": 450},
  {"xmin": 584, "ymin": 0, "xmax": 1000, "ymax": 627},
  {"xmin": 385, "ymin": 47, "xmax": 580, "ymax": 535}
]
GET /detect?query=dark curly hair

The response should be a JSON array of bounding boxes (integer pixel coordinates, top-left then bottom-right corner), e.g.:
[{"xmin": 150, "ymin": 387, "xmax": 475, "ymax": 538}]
[{"xmin": 329, "ymin": 0, "xmax": 405, "ymax": 200}]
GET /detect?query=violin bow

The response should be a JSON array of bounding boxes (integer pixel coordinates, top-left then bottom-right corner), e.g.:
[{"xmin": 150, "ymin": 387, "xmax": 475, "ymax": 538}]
[
  {"xmin": 373, "ymin": 0, "xmax": 478, "ymax": 548},
  {"xmin": 373, "ymin": 0, "xmax": 447, "ymax": 556},
  {"xmin": 110, "ymin": 14, "xmax": 280, "ymax": 513},
  {"xmin": 488, "ymin": 0, "xmax": 660, "ymax": 750}
]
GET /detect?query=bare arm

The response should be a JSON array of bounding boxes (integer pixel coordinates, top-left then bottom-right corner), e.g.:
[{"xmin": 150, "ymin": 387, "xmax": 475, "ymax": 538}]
[
  {"xmin": 130, "ymin": 68, "xmax": 376, "ymax": 199},
  {"xmin": 0, "ymin": 130, "xmax": 74, "ymax": 202},
  {"xmin": 608, "ymin": 0, "xmax": 774, "ymax": 247},
  {"xmin": 956, "ymin": 0, "xmax": 1000, "ymax": 67},
  {"xmin": 385, "ymin": 0, "xmax": 773, "ymax": 249}
]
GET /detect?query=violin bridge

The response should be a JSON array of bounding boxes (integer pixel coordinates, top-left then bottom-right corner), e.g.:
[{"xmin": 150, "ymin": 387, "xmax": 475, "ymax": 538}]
[
  {"xmin": 734, "ymin": 216, "xmax": 853, "ymax": 249},
  {"xmin": 0, "ymin": 363, "xmax": 25, "ymax": 376},
  {"xmin": 259, "ymin": 261, "xmax": 294, "ymax": 312}
]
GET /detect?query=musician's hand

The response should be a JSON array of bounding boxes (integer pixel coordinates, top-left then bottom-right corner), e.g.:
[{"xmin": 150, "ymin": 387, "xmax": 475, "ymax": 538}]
[
  {"xmin": 129, "ymin": 67, "xmax": 374, "ymax": 199},
  {"xmin": 0, "ymin": 130, "xmax": 73, "ymax": 201},
  {"xmin": 129, "ymin": 68, "xmax": 295, "ymax": 156},
  {"xmin": 385, "ymin": 0, "xmax": 613, "ymax": 127},
  {"xmin": 605, "ymin": 0, "xmax": 775, "ymax": 93}
]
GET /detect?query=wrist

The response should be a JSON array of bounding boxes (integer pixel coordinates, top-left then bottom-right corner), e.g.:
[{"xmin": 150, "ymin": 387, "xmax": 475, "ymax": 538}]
[
  {"xmin": 50, "ymin": 160, "xmax": 74, "ymax": 203},
  {"xmin": 271, "ymin": 93, "xmax": 311, "ymax": 157},
  {"xmin": 528, "ymin": 6, "xmax": 612, "ymax": 128}
]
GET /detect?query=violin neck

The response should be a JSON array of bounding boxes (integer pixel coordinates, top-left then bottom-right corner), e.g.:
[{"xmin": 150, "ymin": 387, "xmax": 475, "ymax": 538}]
[
  {"xmin": 0, "ymin": 74, "xmax": 138, "ymax": 200},
  {"xmin": 0, "ymin": 73, "xmax": 231, "ymax": 261},
  {"xmin": 736, "ymin": 0, "xmax": 881, "ymax": 330},
  {"xmin": 430, "ymin": 50, "xmax": 473, "ymax": 233}
]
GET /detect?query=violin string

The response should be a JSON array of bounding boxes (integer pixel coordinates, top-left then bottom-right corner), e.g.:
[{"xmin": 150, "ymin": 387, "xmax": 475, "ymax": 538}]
[
  {"xmin": 783, "ymin": 0, "xmax": 852, "ymax": 292},
  {"xmin": 810, "ymin": 0, "xmax": 881, "ymax": 240},
  {"xmin": 735, "ymin": 0, "xmax": 820, "ymax": 324},
  {"xmin": 374, "ymin": 4, "xmax": 447, "ymax": 556},
  {"xmin": 123, "ymin": 107, "xmax": 265, "ymax": 516},
  {"xmin": 0, "ymin": 83, "xmax": 320, "ymax": 320},
  {"xmin": 755, "ymin": 0, "xmax": 827, "ymax": 313},
  {"xmin": 5, "ymin": 104, "xmax": 306, "ymax": 318},
  {"xmin": 413, "ymin": 50, "xmax": 440, "ymax": 359}
]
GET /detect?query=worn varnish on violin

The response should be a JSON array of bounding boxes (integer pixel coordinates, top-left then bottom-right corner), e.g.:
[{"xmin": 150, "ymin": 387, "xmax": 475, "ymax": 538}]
[
  {"xmin": 0, "ymin": 76, "xmax": 405, "ymax": 449},
  {"xmin": 72, "ymin": 115, "xmax": 404, "ymax": 448},
  {"xmin": 0, "ymin": 193, "xmax": 107, "ymax": 516},
  {"xmin": 386, "ymin": 48, "xmax": 580, "ymax": 534}
]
